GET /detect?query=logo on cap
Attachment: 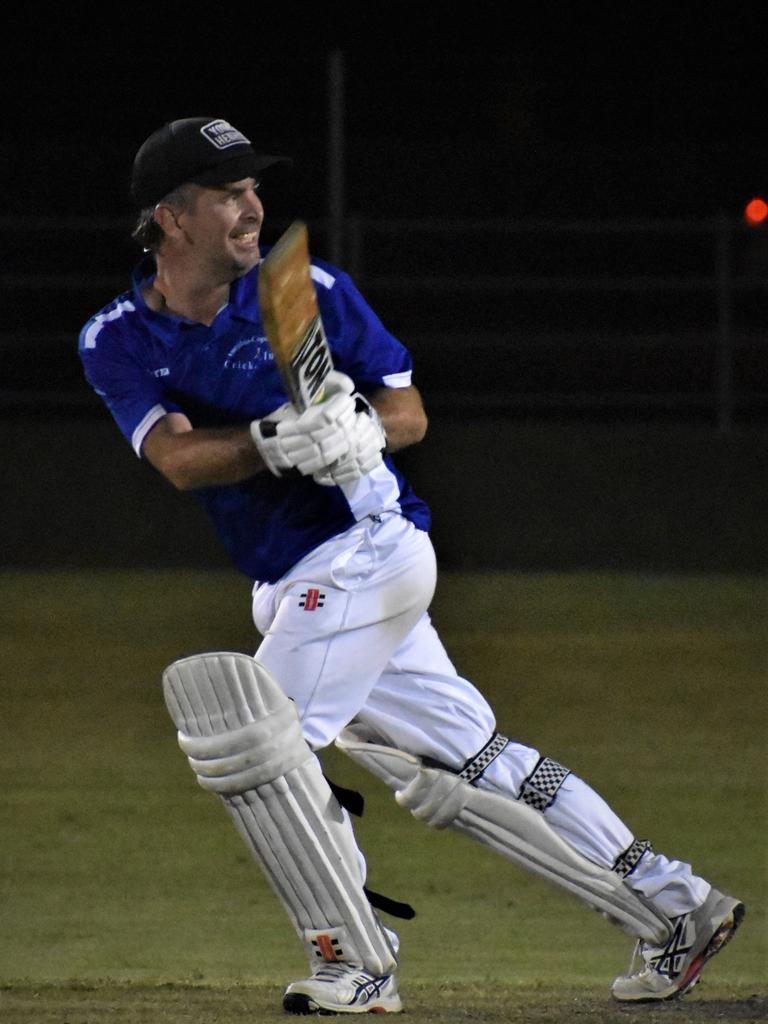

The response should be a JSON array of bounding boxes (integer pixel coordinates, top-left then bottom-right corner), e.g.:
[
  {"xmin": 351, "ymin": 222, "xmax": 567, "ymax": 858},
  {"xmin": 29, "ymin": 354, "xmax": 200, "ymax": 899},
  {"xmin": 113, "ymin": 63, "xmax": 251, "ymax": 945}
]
[{"xmin": 200, "ymin": 119, "xmax": 251, "ymax": 150}]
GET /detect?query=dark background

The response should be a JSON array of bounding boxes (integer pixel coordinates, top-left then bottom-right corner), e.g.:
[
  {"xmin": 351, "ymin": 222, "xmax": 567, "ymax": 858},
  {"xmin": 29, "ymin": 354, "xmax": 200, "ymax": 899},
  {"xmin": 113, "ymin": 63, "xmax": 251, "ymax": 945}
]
[
  {"xmin": 5, "ymin": 4, "xmax": 766, "ymax": 222},
  {"xmin": 2, "ymin": 5, "xmax": 766, "ymax": 574}
]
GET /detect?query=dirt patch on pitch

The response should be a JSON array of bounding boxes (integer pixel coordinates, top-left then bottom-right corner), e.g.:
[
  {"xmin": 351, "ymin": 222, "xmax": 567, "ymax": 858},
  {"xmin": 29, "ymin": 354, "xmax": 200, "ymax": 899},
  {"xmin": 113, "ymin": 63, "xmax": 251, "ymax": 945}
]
[{"xmin": 1, "ymin": 985, "xmax": 766, "ymax": 1024}]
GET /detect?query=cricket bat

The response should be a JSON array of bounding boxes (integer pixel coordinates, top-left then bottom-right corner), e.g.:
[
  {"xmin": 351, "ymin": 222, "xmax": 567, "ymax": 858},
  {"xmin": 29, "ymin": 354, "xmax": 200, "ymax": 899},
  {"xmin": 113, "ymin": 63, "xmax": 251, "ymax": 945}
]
[{"xmin": 258, "ymin": 221, "xmax": 334, "ymax": 411}]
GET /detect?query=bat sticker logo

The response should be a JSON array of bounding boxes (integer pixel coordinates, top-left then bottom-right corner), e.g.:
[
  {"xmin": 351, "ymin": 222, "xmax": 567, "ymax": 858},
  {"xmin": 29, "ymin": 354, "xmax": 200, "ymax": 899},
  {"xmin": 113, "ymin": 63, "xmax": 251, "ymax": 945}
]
[{"xmin": 290, "ymin": 318, "xmax": 333, "ymax": 407}]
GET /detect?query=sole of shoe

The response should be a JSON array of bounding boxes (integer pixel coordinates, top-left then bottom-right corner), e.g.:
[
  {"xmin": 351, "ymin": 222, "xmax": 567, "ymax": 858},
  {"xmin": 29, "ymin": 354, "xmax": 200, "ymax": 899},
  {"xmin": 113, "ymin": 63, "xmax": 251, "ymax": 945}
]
[
  {"xmin": 283, "ymin": 991, "xmax": 402, "ymax": 1015},
  {"xmin": 283, "ymin": 993, "xmax": 316, "ymax": 1015},
  {"xmin": 611, "ymin": 900, "xmax": 746, "ymax": 1004},
  {"xmin": 672, "ymin": 900, "xmax": 746, "ymax": 1000}
]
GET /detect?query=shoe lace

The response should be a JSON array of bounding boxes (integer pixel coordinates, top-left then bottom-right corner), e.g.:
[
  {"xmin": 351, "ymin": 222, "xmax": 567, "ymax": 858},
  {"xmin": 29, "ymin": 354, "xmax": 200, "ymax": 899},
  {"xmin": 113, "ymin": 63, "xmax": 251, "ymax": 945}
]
[
  {"xmin": 312, "ymin": 961, "xmax": 368, "ymax": 981},
  {"xmin": 624, "ymin": 915, "xmax": 687, "ymax": 981},
  {"xmin": 625, "ymin": 939, "xmax": 646, "ymax": 978}
]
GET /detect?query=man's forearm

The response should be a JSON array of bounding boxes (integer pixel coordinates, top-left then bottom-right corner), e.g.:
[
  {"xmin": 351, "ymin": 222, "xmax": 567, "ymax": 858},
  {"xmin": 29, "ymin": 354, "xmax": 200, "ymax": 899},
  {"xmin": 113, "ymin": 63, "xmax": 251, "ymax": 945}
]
[
  {"xmin": 143, "ymin": 417, "xmax": 267, "ymax": 490},
  {"xmin": 371, "ymin": 385, "xmax": 428, "ymax": 453},
  {"xmin": 143, "ymin": 384, "xmax": 428, "ymax": 491}
]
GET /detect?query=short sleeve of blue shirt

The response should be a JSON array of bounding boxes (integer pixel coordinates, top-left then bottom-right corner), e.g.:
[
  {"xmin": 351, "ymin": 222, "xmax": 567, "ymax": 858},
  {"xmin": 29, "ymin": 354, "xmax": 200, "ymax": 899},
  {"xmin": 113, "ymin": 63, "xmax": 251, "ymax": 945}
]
[
  {"xmin": 79, "ymin": 295, "xmax": 185, "ymax": 454},
  {"xmin": 310, "ymin": 262, "xmax": 413, "ymax": 393}
]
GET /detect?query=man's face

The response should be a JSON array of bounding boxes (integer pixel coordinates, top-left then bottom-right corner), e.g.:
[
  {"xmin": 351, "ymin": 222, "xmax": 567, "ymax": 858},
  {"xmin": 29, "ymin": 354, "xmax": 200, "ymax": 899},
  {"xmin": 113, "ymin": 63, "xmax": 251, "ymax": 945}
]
[{"xmin": 166, "ymin": 177, "xmax": 265, "ymax": 279}]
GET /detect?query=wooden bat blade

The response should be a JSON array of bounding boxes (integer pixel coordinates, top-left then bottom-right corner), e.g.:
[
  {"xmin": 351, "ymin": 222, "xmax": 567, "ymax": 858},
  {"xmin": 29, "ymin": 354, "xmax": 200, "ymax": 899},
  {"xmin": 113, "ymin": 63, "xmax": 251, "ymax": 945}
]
[{"xmin": 258, "ymin": 220, "xmax": 333, "ymax": 410}]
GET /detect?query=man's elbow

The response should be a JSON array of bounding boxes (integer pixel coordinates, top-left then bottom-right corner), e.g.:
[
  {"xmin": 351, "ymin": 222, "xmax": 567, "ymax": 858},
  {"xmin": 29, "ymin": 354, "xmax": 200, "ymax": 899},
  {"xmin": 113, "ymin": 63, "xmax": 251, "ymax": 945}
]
[
  {"xmin": 142, "ymin": 417, "xmax": 201, "ymax": 490},
  {"xmin": 153, "ymin": 453, "xmax": 199, "ymax": 491},
  {"xmin": 387, "ymin": 407, "xmax": 428, "ymax": 453},
  {"xmin": 412, "ymin": 408, "xmax": 428, "ymax": 445},
  {"xmin": 144, "ymin": 440, "xmax": 199, "ymax": 491},
  {"xmin": 166, "ymin": 466, "xmax": 200, "ymax": 491}
]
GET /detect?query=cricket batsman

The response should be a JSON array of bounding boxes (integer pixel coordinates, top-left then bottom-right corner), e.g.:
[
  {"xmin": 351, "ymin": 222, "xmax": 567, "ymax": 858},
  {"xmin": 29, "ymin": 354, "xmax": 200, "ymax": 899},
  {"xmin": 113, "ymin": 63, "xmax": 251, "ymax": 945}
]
[{"xmin": 78, "ymin": 116, "xmax": 745, "ymax": 1014}]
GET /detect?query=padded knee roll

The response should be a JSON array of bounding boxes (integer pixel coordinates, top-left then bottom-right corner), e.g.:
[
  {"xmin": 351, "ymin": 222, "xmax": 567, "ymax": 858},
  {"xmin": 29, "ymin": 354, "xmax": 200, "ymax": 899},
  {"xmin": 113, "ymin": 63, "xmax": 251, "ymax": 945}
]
[{"xmin": 163, "ymin": 652, "xmax": 396, "ymax": 975}]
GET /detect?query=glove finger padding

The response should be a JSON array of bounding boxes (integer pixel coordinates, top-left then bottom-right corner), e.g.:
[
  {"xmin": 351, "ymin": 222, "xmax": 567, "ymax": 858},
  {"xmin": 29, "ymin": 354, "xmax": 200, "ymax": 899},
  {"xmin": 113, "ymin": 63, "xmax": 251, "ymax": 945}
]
[
  {"xmin": 321, "ymin": 369, "xmax": 356, "ymax": 399},
  {"xmin": 276, "ymin": 388, "xmax": 358, "ymax": 476},
  {"xmin": 280, "ymin": 423, "xmax": 354, "ymax": 474},
  {"xmin": 353, "ymin": 400, "xmax": 387, "ymax": 472},
  {"xmin": 280, "ymin": 390, "xmax": 357, "ymax": 439},
  {"xmin": 314, "ymin": 396, "xmax": 387, "ymax": 486},
  {"xmin": 250, "ymin": 374, "xmax": 380, "ymax": 482},
  {"xmin": 249, "ymin": 402, "xmax": 300, "ymax": 477},
  {"xmin": 327, "ymin": 416, "xmax": 386, "ymax": 484}
]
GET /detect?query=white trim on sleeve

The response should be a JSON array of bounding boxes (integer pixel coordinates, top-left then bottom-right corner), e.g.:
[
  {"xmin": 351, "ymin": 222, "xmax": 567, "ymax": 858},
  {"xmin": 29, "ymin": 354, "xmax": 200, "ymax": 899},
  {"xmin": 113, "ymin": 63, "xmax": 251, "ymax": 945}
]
[
  {"xmin": 131, "ymin": 404, "xmax": 167, "ymax": 456},
  {"xmin": 382, "ymin": 370, "xmax": 412, "ymax": 388},
  {"xmin": 310, "ymin": 265, "xmax": 336, "ymax": 290},
  {"xmin": 82, "ymin": 300, "xmax": 136, "ymax": 349}
]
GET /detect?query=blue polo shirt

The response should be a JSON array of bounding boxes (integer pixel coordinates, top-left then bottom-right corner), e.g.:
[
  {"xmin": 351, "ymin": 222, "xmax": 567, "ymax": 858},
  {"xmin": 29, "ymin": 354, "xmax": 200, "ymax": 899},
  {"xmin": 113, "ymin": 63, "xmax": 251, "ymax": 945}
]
[{"xmin": 79, "ymin": 252, "xmax": 431, "ymax": 582}]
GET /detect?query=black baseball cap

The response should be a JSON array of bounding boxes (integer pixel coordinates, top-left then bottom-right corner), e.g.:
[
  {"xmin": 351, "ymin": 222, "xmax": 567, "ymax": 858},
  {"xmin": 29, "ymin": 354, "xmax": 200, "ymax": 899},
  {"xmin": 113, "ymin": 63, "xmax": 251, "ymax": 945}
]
[{"xmin": 130, "ymin": 117, "xmax": 291, "ymax": 208}]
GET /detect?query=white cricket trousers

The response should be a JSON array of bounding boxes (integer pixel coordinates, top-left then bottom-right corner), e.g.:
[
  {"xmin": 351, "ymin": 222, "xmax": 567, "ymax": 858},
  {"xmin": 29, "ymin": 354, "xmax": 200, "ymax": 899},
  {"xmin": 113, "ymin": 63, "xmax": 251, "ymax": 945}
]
[{"xmin": 252, "ymin": 512, "xmax": 708, "ymax": 918}]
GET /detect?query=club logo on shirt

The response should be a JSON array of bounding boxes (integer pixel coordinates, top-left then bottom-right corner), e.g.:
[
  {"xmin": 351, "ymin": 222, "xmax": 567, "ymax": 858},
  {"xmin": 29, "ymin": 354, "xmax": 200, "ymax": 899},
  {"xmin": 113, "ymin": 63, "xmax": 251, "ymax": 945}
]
[
  {"xmin": 224, "ymin": 336, "xmax": 273, "ymax": 370},
  {"xmin": 299, "ymin": 588, "xmax": 325, "ymax": 611}
]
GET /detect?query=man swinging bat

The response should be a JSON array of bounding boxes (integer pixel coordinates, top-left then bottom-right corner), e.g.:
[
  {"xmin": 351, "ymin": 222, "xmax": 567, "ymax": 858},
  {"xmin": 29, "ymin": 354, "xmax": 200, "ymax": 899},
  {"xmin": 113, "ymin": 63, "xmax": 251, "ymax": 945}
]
[{"xmin": 79, "ymin": 116, "xmax": 744, "ymax": 1014}]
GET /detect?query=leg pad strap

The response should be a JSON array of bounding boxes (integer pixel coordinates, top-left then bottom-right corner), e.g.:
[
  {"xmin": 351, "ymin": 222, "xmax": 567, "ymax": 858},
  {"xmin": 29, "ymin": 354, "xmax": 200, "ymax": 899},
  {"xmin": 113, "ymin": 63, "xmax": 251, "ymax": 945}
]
[{"xmin": 336, "ymin": 726, "xmax": 672, "ymax": 944}]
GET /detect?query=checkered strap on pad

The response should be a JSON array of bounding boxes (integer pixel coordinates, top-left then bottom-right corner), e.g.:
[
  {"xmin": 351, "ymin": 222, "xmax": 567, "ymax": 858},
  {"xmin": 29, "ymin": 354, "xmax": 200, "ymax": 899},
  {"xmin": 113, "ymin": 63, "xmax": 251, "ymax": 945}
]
[
  {"xmin": 613, "ymin": 838, "xmax": 653, "ymax": 878},
  {"xmin": 459, "ymin": 732, "xmax": 510, "ymax": 784},
  {"xmin": 519, "ymin": 756, "xmax": 571, "ymax": 810}
]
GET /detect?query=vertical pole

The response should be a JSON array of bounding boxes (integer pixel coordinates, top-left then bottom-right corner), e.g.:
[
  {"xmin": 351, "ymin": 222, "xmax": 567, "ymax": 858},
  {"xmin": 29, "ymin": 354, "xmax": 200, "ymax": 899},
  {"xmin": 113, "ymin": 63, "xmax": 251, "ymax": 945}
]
[
  {"xmin": 715, "ymin": 213, "xmax": 734, "ymax": 434},
  {"xmin": 327, "ymin": 49, "xmax": 345, "ymax": 266},
  {"xmin": 347, "ymin": 215, "xmax": 362, "ymax": 281}
]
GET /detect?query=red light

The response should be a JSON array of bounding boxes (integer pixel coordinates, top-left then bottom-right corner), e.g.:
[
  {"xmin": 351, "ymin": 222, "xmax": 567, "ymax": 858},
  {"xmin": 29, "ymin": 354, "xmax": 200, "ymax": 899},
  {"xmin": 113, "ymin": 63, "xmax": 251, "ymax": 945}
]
[{"xmin": 744, "ymin": 197, "xmax": 768, "ymax": 225}]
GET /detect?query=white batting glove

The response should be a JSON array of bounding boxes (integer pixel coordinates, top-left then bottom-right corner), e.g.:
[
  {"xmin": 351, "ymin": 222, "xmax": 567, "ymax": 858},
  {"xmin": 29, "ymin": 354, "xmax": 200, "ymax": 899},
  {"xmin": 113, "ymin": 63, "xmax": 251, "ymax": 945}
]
[
  {"xmin": 249, "ymin": 401, "xmax": 300, "ymax": 477},
  {"xmin": 314, "ymin": 395, "xmax": 387, "ymax": 486},
  {"xmin": 275, "ymin": 371, "xmax": 359, "ymax": 477},
  {"xmin": 316, "ymin": 369, "xmax": 356, "ymax": 404}
]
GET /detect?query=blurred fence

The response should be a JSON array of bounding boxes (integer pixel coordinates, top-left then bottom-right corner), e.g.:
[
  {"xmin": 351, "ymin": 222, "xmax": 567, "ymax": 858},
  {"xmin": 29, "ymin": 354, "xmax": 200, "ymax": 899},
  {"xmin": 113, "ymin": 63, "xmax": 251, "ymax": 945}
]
[
  {"xmin": 341, "ymin": 215, "xmax": 768, "ymax": 432},
  {"xmin": 1, "ymin": 214, "xmax": 766, "ymax": 430},
  {"xmin": 2, "ymin": 213, "xmax": 766, "ymax": 572}
]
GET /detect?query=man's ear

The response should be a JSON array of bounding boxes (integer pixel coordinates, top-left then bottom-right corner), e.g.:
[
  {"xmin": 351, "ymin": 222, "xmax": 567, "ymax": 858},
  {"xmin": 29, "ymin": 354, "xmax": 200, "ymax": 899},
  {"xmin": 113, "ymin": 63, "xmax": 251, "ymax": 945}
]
[{"xmin": 153, "ymin": 202, "xmax": 183, "ymax": 238}]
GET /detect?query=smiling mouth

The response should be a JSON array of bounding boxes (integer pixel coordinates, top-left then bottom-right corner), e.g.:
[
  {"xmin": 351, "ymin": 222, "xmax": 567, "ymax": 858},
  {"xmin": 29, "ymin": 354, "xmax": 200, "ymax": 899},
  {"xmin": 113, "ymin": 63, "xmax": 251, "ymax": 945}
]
[{"xmin": 233, "ymin": 231, "xmax": 259, "ymax": 242}]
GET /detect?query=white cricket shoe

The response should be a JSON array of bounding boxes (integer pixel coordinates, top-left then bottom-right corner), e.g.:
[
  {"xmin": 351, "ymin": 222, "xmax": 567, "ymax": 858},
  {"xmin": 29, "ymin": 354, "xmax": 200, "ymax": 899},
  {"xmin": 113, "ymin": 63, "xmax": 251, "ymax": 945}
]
[
  {"xmin": 283, "ymin": 961, "xmax": 403, "ymax": 1015},
  {"xmin": 611, "ymin": 887, "xmax": 745, "ymax": 1002}
]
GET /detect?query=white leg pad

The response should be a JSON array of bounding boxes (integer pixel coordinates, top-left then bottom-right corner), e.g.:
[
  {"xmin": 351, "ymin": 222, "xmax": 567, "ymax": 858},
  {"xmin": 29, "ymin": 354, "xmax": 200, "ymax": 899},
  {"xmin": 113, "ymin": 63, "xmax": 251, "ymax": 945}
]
[
  {"xmin": 336, "ymin": 728, "xmax": 672, "ymax": 944},
  {"xmin": 162, "ymin": 652, "xmax": 397, "ymax": 975}
]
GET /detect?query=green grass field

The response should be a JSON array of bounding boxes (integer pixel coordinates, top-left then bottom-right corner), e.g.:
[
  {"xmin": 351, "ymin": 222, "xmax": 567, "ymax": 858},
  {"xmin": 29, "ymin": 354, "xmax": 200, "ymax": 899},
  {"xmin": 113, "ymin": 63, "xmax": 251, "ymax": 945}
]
[{"xmin": 1, "ymin": 570, "xmax": 765, "ymax": 1023}]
